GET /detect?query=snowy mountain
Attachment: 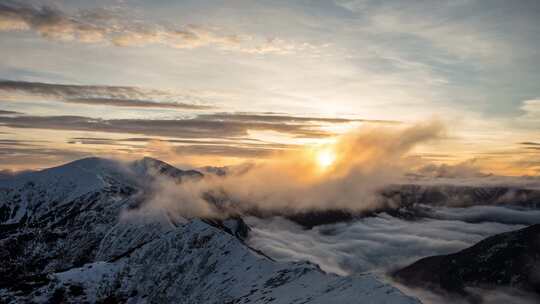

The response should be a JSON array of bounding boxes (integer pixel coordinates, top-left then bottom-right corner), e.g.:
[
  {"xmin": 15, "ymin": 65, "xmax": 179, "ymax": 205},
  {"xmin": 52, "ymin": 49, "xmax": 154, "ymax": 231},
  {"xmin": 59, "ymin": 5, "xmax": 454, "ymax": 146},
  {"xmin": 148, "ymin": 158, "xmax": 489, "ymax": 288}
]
[
  {"xmin": 0, "ymin": 157, "xmax": 419, "ymax": 303},
  {"xmin": 394, "ymin": 224, "xmax": 540, "ymax": 297}
]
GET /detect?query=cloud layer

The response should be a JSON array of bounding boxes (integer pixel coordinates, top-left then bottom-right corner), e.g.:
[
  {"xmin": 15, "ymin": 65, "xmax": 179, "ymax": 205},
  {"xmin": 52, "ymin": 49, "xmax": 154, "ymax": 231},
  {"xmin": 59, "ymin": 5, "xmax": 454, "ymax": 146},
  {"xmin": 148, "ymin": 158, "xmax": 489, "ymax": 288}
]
[
  {"xmin": 0, "ymin": 113, "xmax": 351, "ymax": 139},
  {"xmin": 126, "ymin": 121, "xmax": 445, "ymax": 223},
  {"xmin": 245, "ymin": 208, "xmax": 535, "ymax": 276},
  {"xmin": 0, "ymin": 106, "xmax": 386, "ymax": 167},
  {"xmin": 0, "ymin": 1, "xmax": 316, "ymax": 54},
  {"xmin": 0, "ymin": 80, "xmax": 212, "ymax": 110}
]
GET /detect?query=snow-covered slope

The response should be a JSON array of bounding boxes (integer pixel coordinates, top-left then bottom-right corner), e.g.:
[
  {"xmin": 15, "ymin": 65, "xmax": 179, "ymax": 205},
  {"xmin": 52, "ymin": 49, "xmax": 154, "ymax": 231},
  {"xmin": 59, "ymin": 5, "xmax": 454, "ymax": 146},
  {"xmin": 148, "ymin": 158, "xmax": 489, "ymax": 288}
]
[
  {"xmin": 0, "ymin": 157, "xmax": 202, "ymax": 224},
  {"xmin": 5, "ymin": 219, "xmax": 419, "ymax": 303},
  {"xmin": 0, "ymin": 158, "xmax": 130, "ymax": 224},
  {"xmin": 0, "ymin": 157, "xmax": 419, "ymax": 304}
]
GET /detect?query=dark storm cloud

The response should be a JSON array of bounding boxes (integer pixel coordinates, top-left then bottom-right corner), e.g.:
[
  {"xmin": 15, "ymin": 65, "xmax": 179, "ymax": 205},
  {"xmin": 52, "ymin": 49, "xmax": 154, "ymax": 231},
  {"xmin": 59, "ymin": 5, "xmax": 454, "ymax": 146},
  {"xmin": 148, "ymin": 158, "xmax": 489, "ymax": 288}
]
[
  {"xmin": 0, "ymin": 80, "xmax": 212, "ymax": 110},
  {"xmin": 0, "ymin": 113, "xmax": 339, "ymax": 139}
]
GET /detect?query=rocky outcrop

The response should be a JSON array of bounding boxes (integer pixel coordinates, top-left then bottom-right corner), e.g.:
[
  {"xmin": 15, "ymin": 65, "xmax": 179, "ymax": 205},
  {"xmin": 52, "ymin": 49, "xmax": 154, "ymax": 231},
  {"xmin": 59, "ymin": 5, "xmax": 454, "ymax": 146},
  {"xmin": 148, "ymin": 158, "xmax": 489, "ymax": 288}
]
[{"xmin": 394, "ymin": 224, "xmax": 540, "ymax": 296}]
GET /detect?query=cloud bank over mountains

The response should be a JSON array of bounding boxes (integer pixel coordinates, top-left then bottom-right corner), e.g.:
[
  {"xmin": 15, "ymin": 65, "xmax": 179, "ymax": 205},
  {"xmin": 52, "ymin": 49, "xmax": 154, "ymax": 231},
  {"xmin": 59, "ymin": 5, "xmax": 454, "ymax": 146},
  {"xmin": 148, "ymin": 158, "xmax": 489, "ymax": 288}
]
[
  {"xmin": 127, "ymin": 121, "xmax": 445, "ymax": 220},
  {"xmin": 245, "ymin": 211, "xmax": 529, "ymax": 276}
]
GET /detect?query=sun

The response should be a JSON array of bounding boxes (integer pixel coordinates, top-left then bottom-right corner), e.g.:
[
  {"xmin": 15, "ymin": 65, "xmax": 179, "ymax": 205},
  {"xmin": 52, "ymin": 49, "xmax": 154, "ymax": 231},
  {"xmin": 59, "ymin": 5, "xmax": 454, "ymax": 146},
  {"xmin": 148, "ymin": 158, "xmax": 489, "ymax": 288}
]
[{"xmin": 316, "ymin": 148, "xmax": 336, "ymax": 169}]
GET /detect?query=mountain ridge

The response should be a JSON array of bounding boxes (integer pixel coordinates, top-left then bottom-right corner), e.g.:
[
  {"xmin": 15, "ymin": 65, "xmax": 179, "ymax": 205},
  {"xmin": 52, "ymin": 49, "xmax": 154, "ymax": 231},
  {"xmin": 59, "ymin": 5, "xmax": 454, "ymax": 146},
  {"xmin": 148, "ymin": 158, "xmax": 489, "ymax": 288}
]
[
  {"xmin": 394, "ymin": 224, "xmax": 540, "ymax": 298},
  {"xmin": 0, "ymin": 157, "xmax": 419, "ymax": 303}
]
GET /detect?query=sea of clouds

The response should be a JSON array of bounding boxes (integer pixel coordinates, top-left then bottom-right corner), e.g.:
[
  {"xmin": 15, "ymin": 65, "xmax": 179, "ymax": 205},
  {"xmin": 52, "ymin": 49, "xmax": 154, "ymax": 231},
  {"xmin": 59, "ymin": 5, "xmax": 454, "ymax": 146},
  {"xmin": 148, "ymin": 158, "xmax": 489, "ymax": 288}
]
[{"xmin": 245, "ymin": 206, "xmax": 537, "ymax": 276}]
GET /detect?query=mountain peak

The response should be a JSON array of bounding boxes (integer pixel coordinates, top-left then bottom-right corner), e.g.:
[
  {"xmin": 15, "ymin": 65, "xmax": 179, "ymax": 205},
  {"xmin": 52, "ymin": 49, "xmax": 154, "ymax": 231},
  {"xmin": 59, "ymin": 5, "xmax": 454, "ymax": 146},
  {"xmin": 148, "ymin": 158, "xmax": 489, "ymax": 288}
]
[{"xmin": 130, "ymin": 157, "xmax": 203, "ymax": 180}]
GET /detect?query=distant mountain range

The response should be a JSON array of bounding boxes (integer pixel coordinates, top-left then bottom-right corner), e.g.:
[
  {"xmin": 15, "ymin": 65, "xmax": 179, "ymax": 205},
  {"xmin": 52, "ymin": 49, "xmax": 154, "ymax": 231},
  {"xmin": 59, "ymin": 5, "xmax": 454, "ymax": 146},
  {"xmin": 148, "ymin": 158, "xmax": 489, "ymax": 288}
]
[{"xmin": 253, "ymin": 182, "xmax": 540, "ymax": 228}]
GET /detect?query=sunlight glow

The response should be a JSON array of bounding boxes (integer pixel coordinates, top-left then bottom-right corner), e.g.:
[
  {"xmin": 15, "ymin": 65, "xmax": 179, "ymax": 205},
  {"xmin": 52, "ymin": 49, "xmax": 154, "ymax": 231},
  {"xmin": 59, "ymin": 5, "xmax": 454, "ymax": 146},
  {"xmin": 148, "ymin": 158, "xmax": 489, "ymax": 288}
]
[{"xmin": 316, "ymin": 148, "xmax": 336, "ymax": 169}]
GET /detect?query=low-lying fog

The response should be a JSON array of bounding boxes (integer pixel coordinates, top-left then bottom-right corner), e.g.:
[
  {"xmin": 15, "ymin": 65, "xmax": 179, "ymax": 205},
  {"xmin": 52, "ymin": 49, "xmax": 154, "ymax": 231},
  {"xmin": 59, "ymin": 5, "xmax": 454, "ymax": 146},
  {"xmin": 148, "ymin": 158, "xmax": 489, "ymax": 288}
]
[{"xmin": 245, "ymin": 205, "xmax": 540, "ymax": 276}]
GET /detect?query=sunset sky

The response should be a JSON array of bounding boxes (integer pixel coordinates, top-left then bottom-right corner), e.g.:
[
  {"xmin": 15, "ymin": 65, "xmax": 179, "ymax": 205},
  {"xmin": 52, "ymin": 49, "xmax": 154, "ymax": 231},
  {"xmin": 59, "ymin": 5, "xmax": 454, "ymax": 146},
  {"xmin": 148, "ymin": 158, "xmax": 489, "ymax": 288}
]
[{"xmin": 0, "ymin": 0, "xmax": 539, "ymax": 175}]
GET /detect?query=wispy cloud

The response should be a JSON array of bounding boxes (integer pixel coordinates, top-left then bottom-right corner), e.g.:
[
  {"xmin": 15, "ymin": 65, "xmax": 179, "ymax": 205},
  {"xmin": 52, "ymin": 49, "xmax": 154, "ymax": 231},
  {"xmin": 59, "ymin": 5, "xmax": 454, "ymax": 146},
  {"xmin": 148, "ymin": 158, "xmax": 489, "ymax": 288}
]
[
  {"xmin": 520, "ymin": 142, "xmax": 540, "ymax": 151},
  {"xmin": 520, "ymin": 142, "xmax": 540, "ymax": 146},
  {"xmin": 0, "ymin": 1, "xmax": 317, "ymax": 55},
  {"xmin": 336, "ymin": 0, "xmax": 510, "ymax": 61},
  {"xmin": 68, "ymin": 137, "xmax": 267, "ymax": 146},
  {"xmin": 520, "ymin": 99, "xmax": 540, "ymax": 121},
  {"xmin": 197, "ymin": 113, "xmax": 399, "ymax": 124},
  {"xmin": 0, "ymin": 109, "xmax": 21, "ymax": 115},
  {"xmin": 0, "ymin": 80, "xmax": 212, "ymax": 110},
  {"xmin": 0, "ymin": 138, "xmax": 47, "ymax": 146},
  {"xmin": 65, "ymin": 136, "xmax": 298, "ymax": 158},
  {"xmin": 0, "ymin": 108, "xmax": 398, "ymax": 169},
  {"xmin": 0, "ymin": 112, "xmax": 358, "ymax": 139},
  {"xmin": 414, "ymin": 160, "xmax": 488, "ymax": 179},
  {"xmin": 0, "ymin": 146, "xmax": 89, "ymax": 167},
  {"xmin": 0, "ymin": 1, "xmax": 108, "ymax": 41},
  {"xmin": 63, "ymin": 97, "xmax": 210, "ymax": 110}
]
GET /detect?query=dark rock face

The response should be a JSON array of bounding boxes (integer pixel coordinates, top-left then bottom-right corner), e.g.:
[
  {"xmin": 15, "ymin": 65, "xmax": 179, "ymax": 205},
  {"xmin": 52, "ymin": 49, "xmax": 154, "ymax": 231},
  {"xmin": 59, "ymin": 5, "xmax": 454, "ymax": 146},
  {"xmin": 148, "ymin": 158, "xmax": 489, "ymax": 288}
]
[
  {"xmin": 394, "ymin": 224, "xmax": 540, "ymax": 295},
  {"xmin": 202, "ymin": 217, "xmax": 251, "ymax": 240}
]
